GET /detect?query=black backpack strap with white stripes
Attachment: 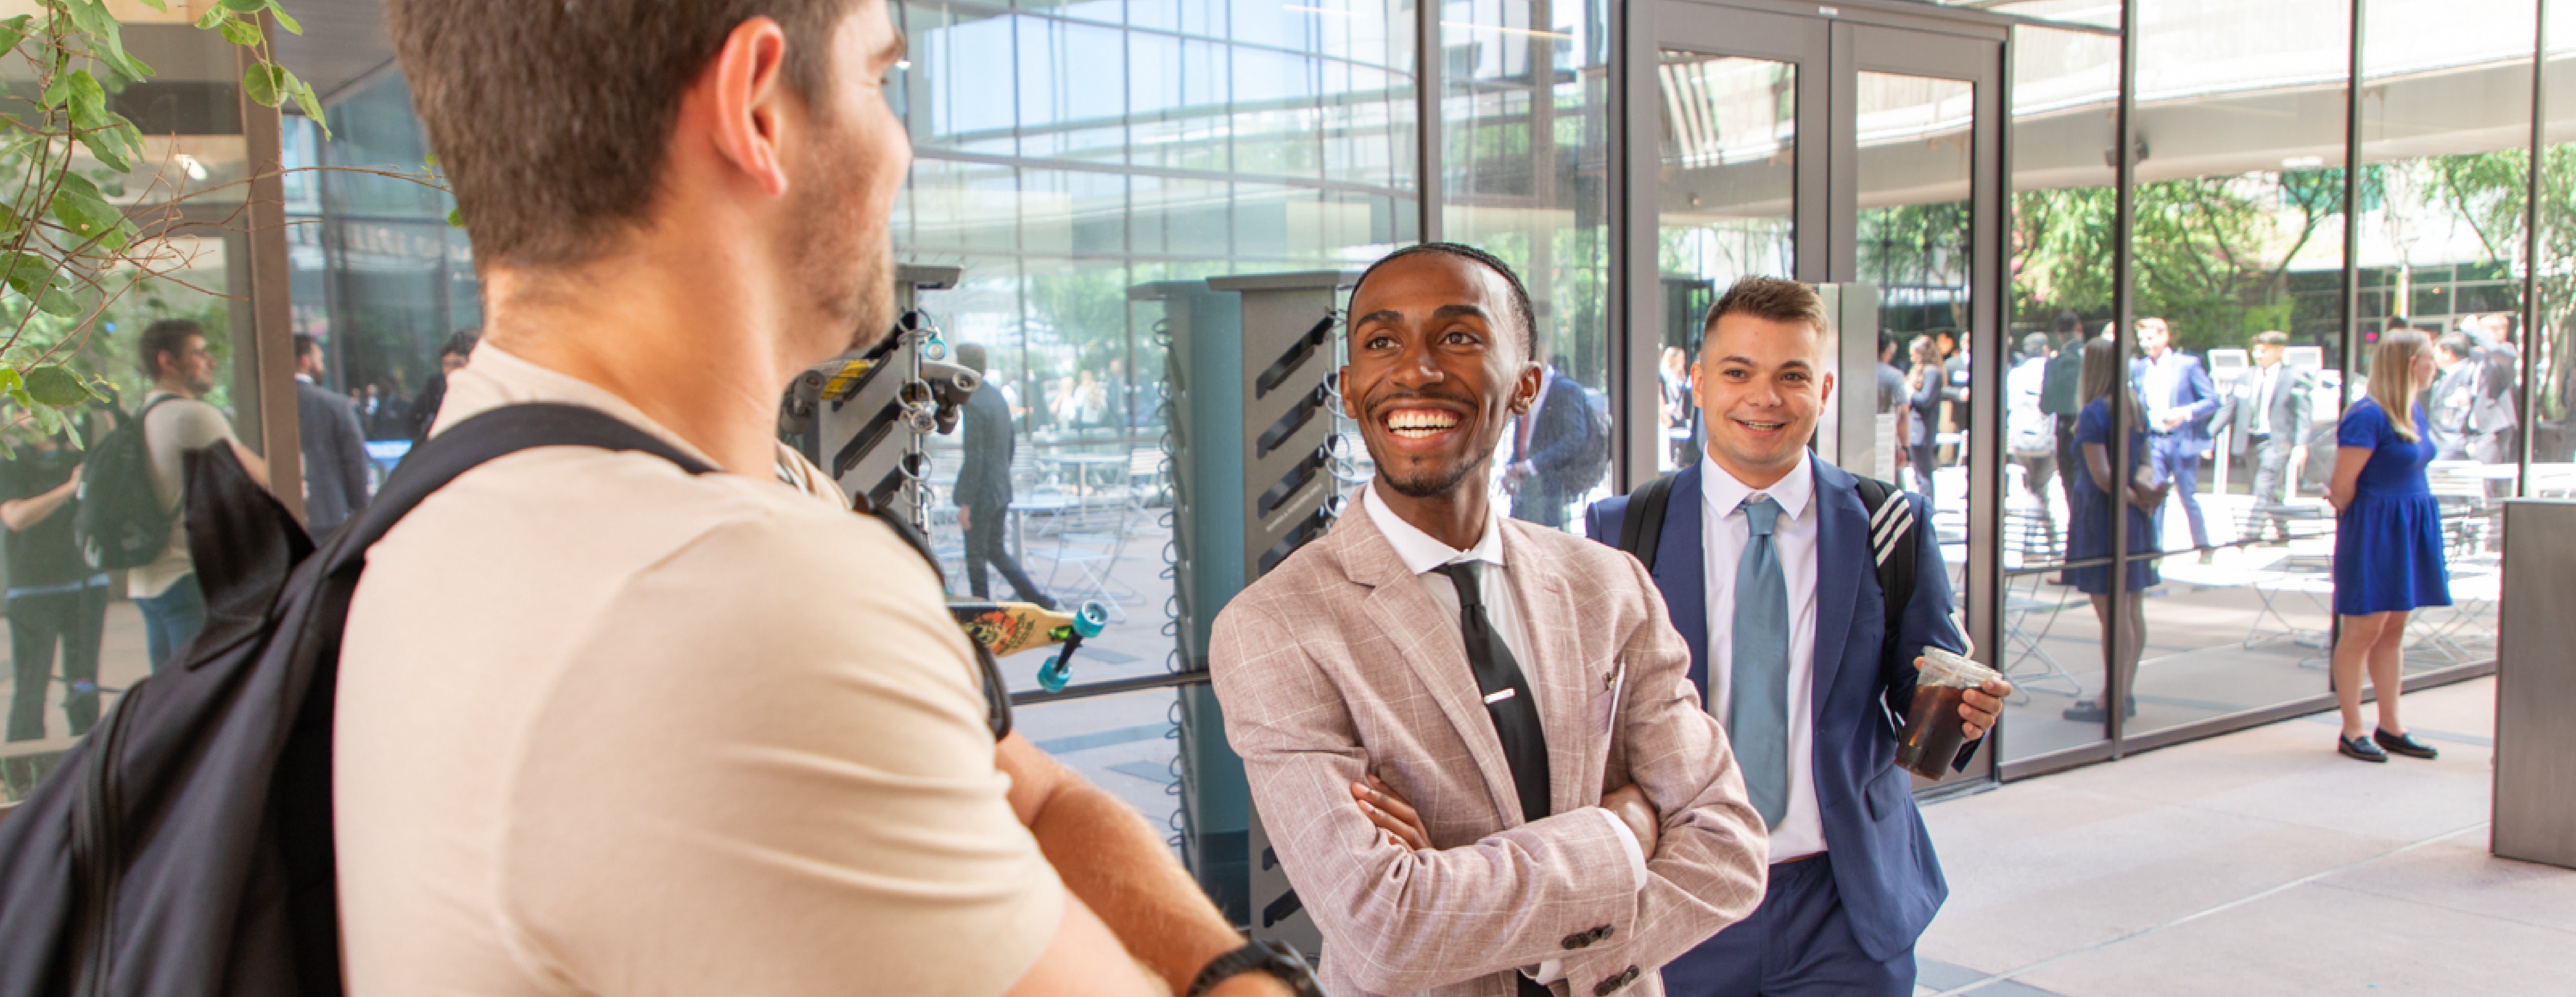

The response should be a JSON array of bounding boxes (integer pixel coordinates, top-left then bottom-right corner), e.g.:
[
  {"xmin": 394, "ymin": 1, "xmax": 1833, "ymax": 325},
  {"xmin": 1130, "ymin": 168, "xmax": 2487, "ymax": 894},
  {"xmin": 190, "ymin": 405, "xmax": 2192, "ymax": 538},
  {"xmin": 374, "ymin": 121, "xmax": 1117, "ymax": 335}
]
[{"xmin": 1852, "ymin": 475, "xmax": 1917, "ymax": 685}]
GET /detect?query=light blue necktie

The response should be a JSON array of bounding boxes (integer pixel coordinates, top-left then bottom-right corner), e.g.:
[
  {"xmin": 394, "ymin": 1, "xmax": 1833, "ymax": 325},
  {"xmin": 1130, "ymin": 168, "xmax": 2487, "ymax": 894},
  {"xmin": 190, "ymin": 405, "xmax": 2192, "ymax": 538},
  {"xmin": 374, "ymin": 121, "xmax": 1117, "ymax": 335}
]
[{"xmin": 1729, "ymin": 495, "xmax": 1790, "ymax": 828}]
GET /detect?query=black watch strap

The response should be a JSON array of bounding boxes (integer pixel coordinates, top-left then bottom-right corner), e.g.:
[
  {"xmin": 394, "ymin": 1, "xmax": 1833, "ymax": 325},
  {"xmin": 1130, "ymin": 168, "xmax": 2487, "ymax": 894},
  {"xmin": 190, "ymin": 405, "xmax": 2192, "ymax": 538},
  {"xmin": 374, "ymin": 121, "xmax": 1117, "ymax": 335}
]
[{"xmin": 1186, "ymin": 939, "xmax": 1322, "ymax": 997}]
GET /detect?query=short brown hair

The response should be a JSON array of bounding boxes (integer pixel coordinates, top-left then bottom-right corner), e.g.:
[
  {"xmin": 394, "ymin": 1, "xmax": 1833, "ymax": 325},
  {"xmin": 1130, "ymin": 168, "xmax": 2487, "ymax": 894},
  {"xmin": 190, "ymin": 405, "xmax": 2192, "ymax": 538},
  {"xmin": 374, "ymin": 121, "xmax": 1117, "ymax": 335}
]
[
  {"xmin": 2251, "ymin": 330, "xmax": 2289, "ymax": 349},
  {"xmin": 1702, "ymin": 276, "xmax": 1829, "ymax": 343},
  {"xmin": 137, "ymin": 318, "xmax": 205, "ymax": 381},
  {"xmin": 388, "ymin": 0, "xmax": 860, "ymax": 271}
]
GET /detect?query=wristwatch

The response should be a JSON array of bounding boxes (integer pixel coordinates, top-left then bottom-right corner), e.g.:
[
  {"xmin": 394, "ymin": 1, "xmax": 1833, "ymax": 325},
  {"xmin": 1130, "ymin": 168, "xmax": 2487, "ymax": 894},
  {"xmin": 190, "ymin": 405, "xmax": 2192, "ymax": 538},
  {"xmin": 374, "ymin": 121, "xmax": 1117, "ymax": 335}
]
[{"xmin": 1186, "ymin": 938, "xmax": 1326, "ymax": 997}]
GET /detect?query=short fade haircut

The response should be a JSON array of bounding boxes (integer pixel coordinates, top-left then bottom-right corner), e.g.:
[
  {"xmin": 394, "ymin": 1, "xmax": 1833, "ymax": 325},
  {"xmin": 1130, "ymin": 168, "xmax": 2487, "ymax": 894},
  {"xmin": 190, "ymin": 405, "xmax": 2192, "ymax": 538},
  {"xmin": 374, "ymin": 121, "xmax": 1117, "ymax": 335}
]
[
  {"xmin": 441, "ymin": 331, "xmax": 481, "ymax": 360},
  {"xmin": 2437, "ymin": 331, "xmax": 2476, "ymax": 359},
  {"xmin": 137, "ymin": 318, "xmax": 205, "ymax": 381},
  {"xmin": 1701, "ymin": 276, "xmax": 1829, "ymax": 345},
  {"xmin": 2053, "ymin": 310, "xmax": 2082, "ymax": 336},
  {"xmin": 1348, "ymin": 243, "xmax": 1537, "ymax": 361},
  {"xmin": 2251, "ymin": 330, "xmax": 2290, "ymax": 349},
  {"xmin": 292, "ymin": 332, "xmax": 320, "ymax": 360},
  {"xmin": 387, "ymin": 0, "xmax": 859, "ymax": 271}
]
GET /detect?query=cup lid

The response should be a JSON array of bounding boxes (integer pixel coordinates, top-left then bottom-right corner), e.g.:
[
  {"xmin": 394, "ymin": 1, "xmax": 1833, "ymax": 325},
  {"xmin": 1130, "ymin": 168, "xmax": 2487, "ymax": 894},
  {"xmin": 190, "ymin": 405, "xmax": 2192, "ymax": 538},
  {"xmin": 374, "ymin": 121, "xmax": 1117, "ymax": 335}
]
[{"xmin": 1919, "ymin": 647, "xmax": 1999, "ymax": 687}]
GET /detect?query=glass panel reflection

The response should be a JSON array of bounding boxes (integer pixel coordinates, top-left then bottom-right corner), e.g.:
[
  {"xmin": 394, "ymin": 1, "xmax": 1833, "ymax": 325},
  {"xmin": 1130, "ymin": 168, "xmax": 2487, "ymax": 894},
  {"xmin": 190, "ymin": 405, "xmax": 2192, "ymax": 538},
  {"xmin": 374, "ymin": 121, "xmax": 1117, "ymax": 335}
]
[
  {"xmin": 2000, "ymin": 25, "xmax": 2117, "ymax": 760},
  {"xmin": 1445, "ymin": 0, "xmax": 1616, "ymax": 532},
  {"xmin": 1657, "ymin": 51, "xmax": 1796, "ymax": 473},
  {"xmin": 1013, "ymin": 687, "xmax": 1191, "ymax": 856},
  {"xmin": 2356, "ymin": 0, "xmax": 2528, "ymax": 674},
  {"xmin": 1856, "ymin": 71, "xmax": 1974, "ymax": 621}
]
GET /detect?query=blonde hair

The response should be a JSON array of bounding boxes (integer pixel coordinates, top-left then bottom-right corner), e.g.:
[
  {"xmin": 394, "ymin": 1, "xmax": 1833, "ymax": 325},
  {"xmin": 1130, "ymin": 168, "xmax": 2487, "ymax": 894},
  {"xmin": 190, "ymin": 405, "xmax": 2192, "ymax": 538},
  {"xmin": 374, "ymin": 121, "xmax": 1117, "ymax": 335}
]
[{"xmin": 2366, "ymin": 329, "xmax": 2430, "ymax": 443}]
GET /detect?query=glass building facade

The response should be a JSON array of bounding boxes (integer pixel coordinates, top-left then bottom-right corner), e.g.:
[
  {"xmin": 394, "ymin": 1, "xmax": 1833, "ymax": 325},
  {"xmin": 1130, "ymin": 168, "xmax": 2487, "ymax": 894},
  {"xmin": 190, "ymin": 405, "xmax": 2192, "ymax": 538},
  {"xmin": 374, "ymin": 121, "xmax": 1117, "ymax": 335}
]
[{"xmin": 5, "ymin": 0, "xmax": 2568, "ymax": 925}]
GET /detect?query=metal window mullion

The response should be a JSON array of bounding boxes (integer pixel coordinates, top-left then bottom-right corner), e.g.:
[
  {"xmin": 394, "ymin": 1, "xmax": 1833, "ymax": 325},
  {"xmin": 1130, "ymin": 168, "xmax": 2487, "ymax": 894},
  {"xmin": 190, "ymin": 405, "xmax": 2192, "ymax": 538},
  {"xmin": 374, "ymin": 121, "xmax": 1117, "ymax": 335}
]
[
  {"xmin": 2525, "ymin": 0, "xmax": 2547, "ymax": 491},
  {"xmin": 1419, "ymin": 0, "xmax": 1444, "ymax": 242},
  {"xmin": 2107, "ymin": 0, "xmax": 2139, "ymax": 756}
]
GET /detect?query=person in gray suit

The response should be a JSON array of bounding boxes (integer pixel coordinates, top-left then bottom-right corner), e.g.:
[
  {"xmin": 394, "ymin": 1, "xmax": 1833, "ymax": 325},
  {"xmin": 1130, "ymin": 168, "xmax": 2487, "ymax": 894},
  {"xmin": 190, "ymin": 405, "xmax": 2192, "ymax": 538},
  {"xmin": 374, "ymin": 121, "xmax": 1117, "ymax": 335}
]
[
  {"xmin": 2224, "ymin": 331, "xmax": 2311, "ymax": 541},
  {"xmin": 293, "ymin": 333, "xmax": 373, "ymax": 537}
]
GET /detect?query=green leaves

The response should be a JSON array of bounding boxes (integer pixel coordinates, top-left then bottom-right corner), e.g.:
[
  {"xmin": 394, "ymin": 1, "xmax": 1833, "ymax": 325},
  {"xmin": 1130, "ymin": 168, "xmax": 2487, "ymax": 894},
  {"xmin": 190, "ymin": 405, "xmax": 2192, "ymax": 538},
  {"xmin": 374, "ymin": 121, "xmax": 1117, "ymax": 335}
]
[
  {"xmin": 0, "ymin": 15, "xmax": 32, "ymax": 57},
  {"xmin": 244, "ymin": 61, "xmax": 284, "ymax": 108},
  {"xmin": 23, "ymin": 366, "xmax": 89, "ymax": 407},
  {"xmin": 51, "ymin": 173, "xmax": 129, "ymax": 251}
]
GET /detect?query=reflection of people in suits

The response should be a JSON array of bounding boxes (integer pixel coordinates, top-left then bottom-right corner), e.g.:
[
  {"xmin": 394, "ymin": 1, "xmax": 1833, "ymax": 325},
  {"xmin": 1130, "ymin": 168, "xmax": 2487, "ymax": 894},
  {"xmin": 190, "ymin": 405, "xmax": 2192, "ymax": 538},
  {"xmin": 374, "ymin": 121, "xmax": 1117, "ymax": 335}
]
[
  {"xmin": 1213, "ymin": 244, "xmax": 1768, "ymax": 997},
  {"xmin": 2225, "ymin": 331, "xmax": 2312, "ymax": 541},
  {"xmin": 292, "ymin": 333, "xmax": 375, "ymax": 537},
  {"xmin": 1506, "ymin": 353, "xmax": 1594, "ymax": 529},
  {"xmin": 953, "ymin": 343, "xmax": 1054, "ymax": 608},
  {"xmin": 2129, "ymin": 317, "xmax": 2220, "ymax": 558},
  {"xmin": 1586, "ymin": 277, "xmax": 2007, "ymax": 997},
  {"xmin": 1903, "ymin": 336, "xmax": 1943, "ymax": 505}
]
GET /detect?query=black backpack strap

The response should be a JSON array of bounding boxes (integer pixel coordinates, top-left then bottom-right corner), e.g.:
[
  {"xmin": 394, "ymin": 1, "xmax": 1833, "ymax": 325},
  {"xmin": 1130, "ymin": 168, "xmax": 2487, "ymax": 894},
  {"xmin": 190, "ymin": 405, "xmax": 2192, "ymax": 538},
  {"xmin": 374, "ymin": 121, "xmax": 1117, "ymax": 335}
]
[
  {"xmin": 1616, "ymin": 472, "xmax": 1678, "ymax": 573},
  {"xmin": 331, "ymin": 403, "xmax": 1013, "ymax": 740},
  {"xmin": 1852, "ymin": 476, "xmax": 1917, "ymax": 684}
]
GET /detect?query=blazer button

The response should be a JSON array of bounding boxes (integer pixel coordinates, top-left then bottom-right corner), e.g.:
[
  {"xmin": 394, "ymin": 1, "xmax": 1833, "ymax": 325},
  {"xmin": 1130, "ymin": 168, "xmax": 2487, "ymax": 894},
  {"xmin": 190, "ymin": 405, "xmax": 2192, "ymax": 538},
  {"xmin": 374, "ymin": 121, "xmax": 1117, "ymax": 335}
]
[{"xmin": 1561, "ymin": 931, "xmax": 1590, "ymax": 950}]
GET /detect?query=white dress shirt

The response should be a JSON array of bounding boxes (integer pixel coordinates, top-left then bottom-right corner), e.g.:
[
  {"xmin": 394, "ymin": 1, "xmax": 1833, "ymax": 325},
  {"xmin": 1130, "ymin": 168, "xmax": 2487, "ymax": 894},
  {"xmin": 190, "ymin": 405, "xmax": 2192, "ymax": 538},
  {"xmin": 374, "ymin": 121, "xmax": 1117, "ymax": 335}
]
[
  {"xmin": 2250, "ymin": 363, "xmax": 2281, "ymax": 436},
  {"xmin": 1361, "ymin": 481, "xmax": 1646, "ymax": 984},
  {"xmin": 1698, "ymin": 451, "xmax": 1826, "ymax": 863},
  {"xmin": 2140, "ymin": 350, "xmax": 2188, "ymax": 428}
]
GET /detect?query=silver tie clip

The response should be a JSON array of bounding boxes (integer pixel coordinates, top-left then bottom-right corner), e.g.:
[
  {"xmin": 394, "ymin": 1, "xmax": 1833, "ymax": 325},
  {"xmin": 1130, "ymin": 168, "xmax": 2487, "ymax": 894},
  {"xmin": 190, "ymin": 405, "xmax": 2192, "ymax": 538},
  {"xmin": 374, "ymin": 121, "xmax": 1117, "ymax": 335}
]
[{"xmin": 1483, "ymin": 688, "xmax": 1517, "ymax": 705}]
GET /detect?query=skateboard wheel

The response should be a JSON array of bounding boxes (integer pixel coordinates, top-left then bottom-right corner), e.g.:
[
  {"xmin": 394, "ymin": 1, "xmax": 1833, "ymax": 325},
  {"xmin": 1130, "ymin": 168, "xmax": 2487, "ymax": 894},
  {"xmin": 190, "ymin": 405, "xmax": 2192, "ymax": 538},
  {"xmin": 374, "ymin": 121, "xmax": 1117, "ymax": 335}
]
[
  {"xmin": 1038, "ymin": 656, "xmax": 1071, "ymax": 693},
  {"xmin": 1073, "ymin": 602, "xmax": 1110, "ymax": 638}
]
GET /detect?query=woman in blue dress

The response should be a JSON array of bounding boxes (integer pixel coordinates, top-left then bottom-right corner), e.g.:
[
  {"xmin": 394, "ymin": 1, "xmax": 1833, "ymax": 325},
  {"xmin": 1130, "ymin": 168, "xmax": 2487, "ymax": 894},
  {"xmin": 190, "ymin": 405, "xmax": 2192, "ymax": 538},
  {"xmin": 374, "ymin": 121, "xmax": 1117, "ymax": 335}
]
[
  {"xmin": 2061, "ymin": 338, "xmax": 2167, "ymax": 723},
  {"xmin": 2326, "ymin": 329, "xmax": 2450, "ymax": 763}
]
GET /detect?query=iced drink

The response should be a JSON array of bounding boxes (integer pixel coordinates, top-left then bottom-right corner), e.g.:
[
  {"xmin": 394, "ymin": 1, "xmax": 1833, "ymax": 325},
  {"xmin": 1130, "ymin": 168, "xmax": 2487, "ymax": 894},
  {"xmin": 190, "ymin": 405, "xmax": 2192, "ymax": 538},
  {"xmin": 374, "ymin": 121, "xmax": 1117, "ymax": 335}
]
[{"xmin": 1894, "ymin": 647, "xmax": 2000, "ymax": 779}]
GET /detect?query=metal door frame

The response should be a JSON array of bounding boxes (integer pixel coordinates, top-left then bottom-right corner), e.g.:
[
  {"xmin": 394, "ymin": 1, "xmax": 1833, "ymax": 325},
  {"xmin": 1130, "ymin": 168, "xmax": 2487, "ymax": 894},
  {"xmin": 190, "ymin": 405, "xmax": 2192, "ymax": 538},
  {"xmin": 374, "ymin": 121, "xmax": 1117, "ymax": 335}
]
[{"xmin": 1613, "ymin": 0, "xmax": 2008, "ymax": 789}]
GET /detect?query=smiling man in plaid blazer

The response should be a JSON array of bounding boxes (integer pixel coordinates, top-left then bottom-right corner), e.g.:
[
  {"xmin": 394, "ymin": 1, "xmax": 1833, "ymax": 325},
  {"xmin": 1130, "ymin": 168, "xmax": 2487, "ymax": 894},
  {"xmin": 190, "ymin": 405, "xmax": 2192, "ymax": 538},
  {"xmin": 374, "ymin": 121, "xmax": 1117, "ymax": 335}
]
[{"xmin": 1212, "ymin": 245, "xmax": 1769, "ymax": 997}]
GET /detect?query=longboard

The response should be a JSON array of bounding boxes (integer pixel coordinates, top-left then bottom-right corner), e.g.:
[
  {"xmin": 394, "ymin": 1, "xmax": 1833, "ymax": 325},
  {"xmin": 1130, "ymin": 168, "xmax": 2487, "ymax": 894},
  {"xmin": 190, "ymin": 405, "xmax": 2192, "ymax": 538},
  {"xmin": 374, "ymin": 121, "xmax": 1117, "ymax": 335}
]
[{"xmin": 948, "ymin": 600, "xmax": 1110, "ymax": 692}]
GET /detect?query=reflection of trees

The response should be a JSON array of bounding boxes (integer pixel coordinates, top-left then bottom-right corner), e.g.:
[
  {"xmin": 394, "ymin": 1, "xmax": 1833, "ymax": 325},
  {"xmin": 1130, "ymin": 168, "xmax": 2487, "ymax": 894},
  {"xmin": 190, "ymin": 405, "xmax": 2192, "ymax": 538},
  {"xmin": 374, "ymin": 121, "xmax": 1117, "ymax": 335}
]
[
  {"xmin": 1860, "ymin": 201, "xmax": 1970, "ymax": 330},
  {"xmin": 2416, "ymin": 149, "xmax": 2576, "ymax": 443},
  {"xmin": 2010, "ymin": 171, "xmax": 2341, "ymax": 352}
]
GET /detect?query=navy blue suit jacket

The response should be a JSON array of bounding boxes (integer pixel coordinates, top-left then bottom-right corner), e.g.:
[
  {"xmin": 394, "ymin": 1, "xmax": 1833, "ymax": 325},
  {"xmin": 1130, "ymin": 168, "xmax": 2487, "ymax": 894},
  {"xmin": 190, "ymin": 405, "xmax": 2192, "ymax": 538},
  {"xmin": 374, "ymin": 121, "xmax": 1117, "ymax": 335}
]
[
  {"xmin": 1583, "ymin": 458, "xmax": 1966, "ymax": 963},
  {"xmin": 2130, "ymin": 353, "xmax": 2222, "ymax": 447}
]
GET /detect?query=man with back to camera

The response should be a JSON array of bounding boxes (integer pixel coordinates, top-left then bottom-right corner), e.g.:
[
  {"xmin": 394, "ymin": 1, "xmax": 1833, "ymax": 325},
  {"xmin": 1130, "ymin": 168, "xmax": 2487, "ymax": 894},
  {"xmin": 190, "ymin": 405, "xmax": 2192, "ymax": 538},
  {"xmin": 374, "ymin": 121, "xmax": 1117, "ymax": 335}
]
[
  {"xmin": 292, "ymin": 333, "xmax": 374, "ymax": 537},
  {"xmin": 954, "ymin": 340, "xmax": 1056, "ymax": 608},
  {"xmin": 1212, "ymin": 243, "xmax": 1770, "ymax": 997},
  {"xmin": 130, "ymin": 318, "xmax": 270, "ymax": 671},
  {"xmin": 1505, "ymin": 351, "xmax": 1596, "ymax": 529},
  {"xmin": 1585, "ymin": 278, "xmax": 2011, "ymax": 997},
  {"xmin": 2039, "ymin": 312, "xmax": 2086, "ymax": 524},
  {"xmin": 338, "ymin": 4, "xmax": 1315, "ymax": 996},
  {"xmin": 2225, "ymin": 331, "xmax": 2312, "ymax": 541}
]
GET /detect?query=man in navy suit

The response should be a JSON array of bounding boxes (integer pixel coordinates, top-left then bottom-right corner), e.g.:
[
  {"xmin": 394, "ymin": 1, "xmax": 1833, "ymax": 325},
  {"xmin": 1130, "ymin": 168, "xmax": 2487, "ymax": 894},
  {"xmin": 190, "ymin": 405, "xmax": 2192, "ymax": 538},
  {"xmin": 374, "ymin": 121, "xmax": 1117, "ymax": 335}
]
[
  {"xmin": 2130, "ymin": 316, "xmax": 2221, "ymax": 559},
  {"xmin": 1585, "ymin": 277, "xmax": 2010, "ymax": 997}
]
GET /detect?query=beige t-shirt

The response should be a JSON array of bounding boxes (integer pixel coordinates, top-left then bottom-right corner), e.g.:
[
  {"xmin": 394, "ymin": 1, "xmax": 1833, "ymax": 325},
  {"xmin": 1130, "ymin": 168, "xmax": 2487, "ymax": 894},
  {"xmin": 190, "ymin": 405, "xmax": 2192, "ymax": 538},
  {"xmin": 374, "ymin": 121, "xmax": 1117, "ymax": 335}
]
[
  {"xmin": 334, "ymin": 346, "xmax": 1062, "ymax": 996},
  {"xmin": 129, "ymin": 392, "xmax": 236, "ymax": 598}
]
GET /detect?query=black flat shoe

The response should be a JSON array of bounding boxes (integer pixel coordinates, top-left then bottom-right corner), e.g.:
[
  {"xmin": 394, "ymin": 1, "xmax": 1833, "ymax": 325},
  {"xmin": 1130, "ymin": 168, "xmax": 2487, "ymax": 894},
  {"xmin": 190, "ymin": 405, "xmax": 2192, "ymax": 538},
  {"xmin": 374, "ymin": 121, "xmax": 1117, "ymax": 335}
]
[
  {"xmin": 2340, "ymin": 734, "xmax": 2389, "ymax": 762},
  {"xmin": 2374, "ymin": 729, "xmax": 2439, "ymax": 760},
  {"xmin": 2060, "ymin": 696, "xmax": 2139, "ymax": 722}
]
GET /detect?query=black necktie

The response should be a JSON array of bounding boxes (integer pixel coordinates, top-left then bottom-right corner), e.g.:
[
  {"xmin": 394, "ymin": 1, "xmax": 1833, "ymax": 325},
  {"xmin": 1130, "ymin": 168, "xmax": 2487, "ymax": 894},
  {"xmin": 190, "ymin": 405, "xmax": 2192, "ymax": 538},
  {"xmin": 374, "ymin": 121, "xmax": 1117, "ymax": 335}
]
[{"xmin": 1434, "ymin": 562, "xmax": 1552, "ymax": 824}]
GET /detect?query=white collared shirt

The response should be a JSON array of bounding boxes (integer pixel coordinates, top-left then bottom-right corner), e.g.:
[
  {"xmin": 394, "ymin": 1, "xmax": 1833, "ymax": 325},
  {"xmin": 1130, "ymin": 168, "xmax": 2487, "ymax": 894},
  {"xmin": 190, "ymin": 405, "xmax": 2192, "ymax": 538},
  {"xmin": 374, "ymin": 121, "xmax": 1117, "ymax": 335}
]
[
  {"xmin": 1361, "ymin": 481, "xmax": 1645, "ymax": 985},
  {"xmin": 1699, "ymin": 450, "xmax": 1825, "ymax": 863}
]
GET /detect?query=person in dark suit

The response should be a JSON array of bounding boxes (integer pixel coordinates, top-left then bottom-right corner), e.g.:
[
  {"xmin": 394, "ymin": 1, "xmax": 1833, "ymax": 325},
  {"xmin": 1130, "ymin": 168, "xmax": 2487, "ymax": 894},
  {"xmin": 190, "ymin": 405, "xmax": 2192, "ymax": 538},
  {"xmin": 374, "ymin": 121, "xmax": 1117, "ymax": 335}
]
[
  {"xmin": 2224, "ymin": 331, "xmax": 2312, "ymax": 541},
  {"xmin": 953, "ymin": 342, "xmax": 1054, "ymax": 608},
  {"xmin": 406, "ymin": 331, "xmax": 480, "ymax": 444},
  {"xmin": 1504, "ymin": 353, "xmax": 1596, "ymax": 529},
  {"xmin": 1903, "ymin": 335, "xmax": 1943, "ymax": 507},
  {"xmin": 2040, "ymin": 314, "xmax": 2088, "ymax": 519},
  {"xmin": 1586, "ymin": 277, "xmax": 2010, "ymax": 997},
  {"xmin": 2129, "ymin": 317, "xmax": 2221, "ymax": 559},
  {"xmin": 292, "ymin": 333, "xmax": 374, "ymax": 537}
]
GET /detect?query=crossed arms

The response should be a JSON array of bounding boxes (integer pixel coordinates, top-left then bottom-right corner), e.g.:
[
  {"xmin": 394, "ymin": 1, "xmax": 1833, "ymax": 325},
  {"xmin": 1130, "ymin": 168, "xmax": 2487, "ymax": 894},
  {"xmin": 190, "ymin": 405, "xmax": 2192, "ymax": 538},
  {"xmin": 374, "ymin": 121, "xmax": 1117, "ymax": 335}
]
[{"xmin": 1211, "ymin": 559, "xmax": 1768, "ymax": 995}]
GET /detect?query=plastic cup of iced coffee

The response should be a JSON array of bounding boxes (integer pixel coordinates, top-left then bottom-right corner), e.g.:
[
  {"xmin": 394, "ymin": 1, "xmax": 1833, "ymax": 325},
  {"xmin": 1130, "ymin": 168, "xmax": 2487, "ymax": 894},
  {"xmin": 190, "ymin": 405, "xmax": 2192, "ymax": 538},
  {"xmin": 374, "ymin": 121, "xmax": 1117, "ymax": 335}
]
[{"xmin": 1893, "ymin": 648, "xmax": 2001, "ymax": 779}]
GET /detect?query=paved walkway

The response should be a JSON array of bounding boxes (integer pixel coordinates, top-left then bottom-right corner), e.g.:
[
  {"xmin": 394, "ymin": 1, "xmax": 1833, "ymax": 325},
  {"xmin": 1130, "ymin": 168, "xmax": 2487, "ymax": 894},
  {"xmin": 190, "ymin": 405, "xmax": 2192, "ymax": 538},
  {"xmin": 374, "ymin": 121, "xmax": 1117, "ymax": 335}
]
[{"xmin": 1915, "ymin": 677, "xmax": 2571, "ymax": 996}]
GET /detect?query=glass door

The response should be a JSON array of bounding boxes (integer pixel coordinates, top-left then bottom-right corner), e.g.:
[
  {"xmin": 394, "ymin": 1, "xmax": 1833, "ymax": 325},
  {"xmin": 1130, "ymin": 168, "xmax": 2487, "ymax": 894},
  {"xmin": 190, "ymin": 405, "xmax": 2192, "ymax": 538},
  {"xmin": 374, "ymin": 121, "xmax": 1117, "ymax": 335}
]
[{"xmin": 1622, "ymin": 2, "xmax": 2006, "ymax": 791}]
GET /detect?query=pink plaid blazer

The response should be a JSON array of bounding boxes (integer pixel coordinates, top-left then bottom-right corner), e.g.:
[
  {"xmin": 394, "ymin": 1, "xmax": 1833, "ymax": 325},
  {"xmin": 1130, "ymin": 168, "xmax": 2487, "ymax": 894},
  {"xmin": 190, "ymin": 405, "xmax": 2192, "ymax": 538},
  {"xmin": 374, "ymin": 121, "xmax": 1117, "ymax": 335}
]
[{"xmin": 1211, "ymin": 505, "xmax": 1768, "ymax": 997}]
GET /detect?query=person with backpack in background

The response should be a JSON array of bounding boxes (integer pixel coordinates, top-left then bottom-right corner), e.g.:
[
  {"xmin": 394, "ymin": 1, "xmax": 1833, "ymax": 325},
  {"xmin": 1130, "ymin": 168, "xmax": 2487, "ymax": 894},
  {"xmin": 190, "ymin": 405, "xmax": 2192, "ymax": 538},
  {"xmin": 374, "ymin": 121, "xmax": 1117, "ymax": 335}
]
[
  {"xmin": 126, "ymin": 318, "xmax": 268, "ymax": 671},
  {"xmin": 1504, "ymin": 352, "xmax": 1602, "ymax": 529},
  {"xmin": 1585, "ymin": 277, "xmax": 2009, "ymax": 997},
  {"xmin": 0, "ymin": 417, "xmax": 108, "ymax": 746}
]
